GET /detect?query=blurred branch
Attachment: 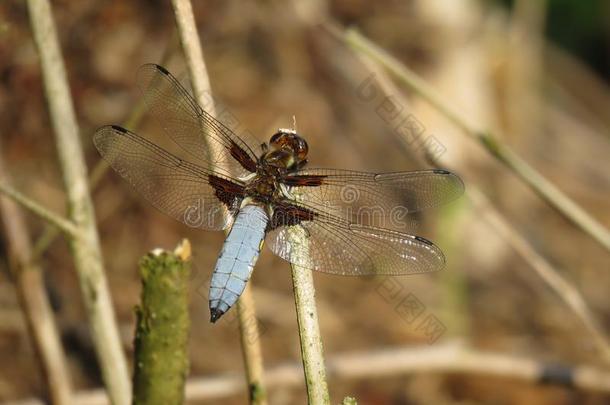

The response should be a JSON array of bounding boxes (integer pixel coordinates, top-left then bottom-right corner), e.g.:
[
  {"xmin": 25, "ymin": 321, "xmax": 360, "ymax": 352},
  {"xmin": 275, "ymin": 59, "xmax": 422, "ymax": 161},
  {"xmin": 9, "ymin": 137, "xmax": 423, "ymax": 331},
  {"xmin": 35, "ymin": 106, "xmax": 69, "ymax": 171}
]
[
  {"xmin": 0, "ymin": 182, "xmax": 80, "ymax": 238},
  {"xmin": 0, "ymin": 145, "xmax": 73, "ymax": 404},
  {"xmin": 170, "ymin": 0, "xmax": 216, "ymax": 118},
  {"xmin": 169, "ymin": 1, "xmax": 267, "ymax": 403},
  {"xmin": 347, "ymin": 46, "xmax": 610, "ymax": 364},
  {"xmin": 26, "ymin": 0, "xmax": 131, "ymax": 404},
  {"xmin": 468, "ymin": 187, "xmax": 610, "ymax": 363},
  {"xmin": 236, "ymin": 285, "xmax": 267, "ymax": 404},
  {"xmin": 29, "ymin": 100, "xmax": 143, "ymax": 260},
  {"xmin": 506, "ymin": 0, "xmax": 547, "ymax": 140},
  {"xmin": 30, "ymin": 39, "xmax": 171, "ymax": 262},
  {"xmin": 436, "ymin": 199, "xmax": 470, "ymax": 337},
  {"xmin": 10, "ymin": 342, "xmax": 610, "ymax": 405},
  {"xmin": 133, "ymin": 240, "xmax": 192, "ymax": 405},
  {"xmin": 325, "ymin": 25, "xmax": 610, "ymax": 253},
  {"xmin": 545, "ymin": 42, "xmax": 610, "ymax": 136}
]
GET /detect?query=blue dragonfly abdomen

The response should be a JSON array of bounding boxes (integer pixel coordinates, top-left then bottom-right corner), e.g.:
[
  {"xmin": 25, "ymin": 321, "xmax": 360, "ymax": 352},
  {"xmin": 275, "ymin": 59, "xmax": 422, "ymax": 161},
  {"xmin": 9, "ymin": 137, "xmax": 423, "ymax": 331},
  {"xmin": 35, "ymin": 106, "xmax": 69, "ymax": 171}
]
[{"xmin": 209, "ymin": 204, "xmax": 268, "ymax": 322}]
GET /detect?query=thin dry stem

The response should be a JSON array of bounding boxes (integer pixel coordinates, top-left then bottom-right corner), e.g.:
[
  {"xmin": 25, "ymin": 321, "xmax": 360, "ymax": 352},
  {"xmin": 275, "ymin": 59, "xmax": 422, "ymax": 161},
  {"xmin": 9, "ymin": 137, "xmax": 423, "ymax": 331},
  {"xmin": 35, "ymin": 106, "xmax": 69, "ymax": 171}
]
[
  {"xmin": 331, "ymin": 26, "xmax": 610, "ymax": 253},
  {"xmin": 236, "ymin": 285, "xmax": 267, "ymax": 404},
  {"xmin": 0, "ymin": 182, "xmax": 80, "ymax": 238},
  {"xmin": 26, "ymin": 0, "xmax": 130, "ymax": 403},
  {"xmin": 10, "ymin": 342, "xmax": 610, "ymax": 405},
  {"xmin": 291, "ymin": 262, "xmax": 330, "ymax": 404},
  {"xmin": 170, "ymin": 0, "xmax": 216, "ymax": 118},
  {"xmin": 468, "ymin": 187, "xmax": 610, "ymax": 363},
  {"xmin": 30, "ymin": 36, "xmax": 175, "ymax": 262},
  {"xmin": 346, "ymin": 46, "xmax": 610, "ymax": 364},
  {"xmin": 0, "ymin": 146, "xmax": 74, "ymax": 404},
  {"xmin": 506, "ymin": 0, "xmax": 547, "ymax": 138}
]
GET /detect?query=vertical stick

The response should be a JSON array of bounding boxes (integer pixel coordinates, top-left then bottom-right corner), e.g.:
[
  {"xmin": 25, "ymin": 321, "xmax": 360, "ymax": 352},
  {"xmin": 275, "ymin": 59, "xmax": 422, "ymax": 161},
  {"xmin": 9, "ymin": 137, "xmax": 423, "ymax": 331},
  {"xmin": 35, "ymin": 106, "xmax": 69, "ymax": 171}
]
[
  {"xmin": 291, "ymin": 263, "xmax": 330, "ymax": 405},
  {"xmin": 26, "ymin": 0, "xmax": 130, "ymax": 404},
  {"xmin": 289, "ymin": 224, "xmax": 329, "ymax": 404},
  {"xmin": 133, "ymin": 240, "xmax": 192, "ymax": 405},
  {"xmin": 169, "ymin": 1, "xmax": 268, "ymax": 403},
  {"xmin": 0, "ymin": 143, "xmax": 73, "ymax": 404},
  {"xmin": 236, "ymin": 285, "xmax": 267, "ymax": 404},
  {"xmin": 30, "ymin": 37, "xmax": 176, "ymax": 261},
  {"xmin": 170, "ymin": 0, "xmax": 216, "ymax": 117},
  {"xmin": 506, "ymin": 0, "xmax": 547, "ymax": 140}
]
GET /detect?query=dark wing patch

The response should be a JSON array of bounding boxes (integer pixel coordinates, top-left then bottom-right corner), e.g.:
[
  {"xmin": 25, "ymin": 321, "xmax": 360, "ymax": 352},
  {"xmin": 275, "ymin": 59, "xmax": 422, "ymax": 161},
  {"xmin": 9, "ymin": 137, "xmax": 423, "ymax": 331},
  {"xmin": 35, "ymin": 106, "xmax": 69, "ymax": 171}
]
[
  {"xmin": 283, "ymin": 174, "xmax": 327, "ymax": 187},
  {"xmin": 267, "ymin": 202, "xmax": 317, "ymax": 231},
  {"xmin": 229, "ymin": 140, "xmax": 258, "ymax": 173},
  {"xmin": 208, "ymin": 175, "xmax": 245, "ymax": 211}
]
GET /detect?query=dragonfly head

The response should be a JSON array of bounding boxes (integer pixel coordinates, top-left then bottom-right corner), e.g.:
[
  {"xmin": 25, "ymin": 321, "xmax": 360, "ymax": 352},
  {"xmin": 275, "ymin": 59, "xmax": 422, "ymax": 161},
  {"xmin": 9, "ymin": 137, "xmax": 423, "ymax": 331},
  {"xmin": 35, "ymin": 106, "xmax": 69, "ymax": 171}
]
[{"xmin": 265, "ymin": 129, "xmax": 309, "ymax": 170}]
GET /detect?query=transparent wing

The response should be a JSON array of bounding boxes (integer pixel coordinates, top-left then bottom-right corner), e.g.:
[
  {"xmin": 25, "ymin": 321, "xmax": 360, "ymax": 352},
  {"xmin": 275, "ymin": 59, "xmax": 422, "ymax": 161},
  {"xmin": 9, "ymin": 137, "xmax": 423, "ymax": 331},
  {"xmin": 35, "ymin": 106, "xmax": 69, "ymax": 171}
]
[
  {"xmin": 93, "ymin": 125, "xmax": 245, "ymax": 230},
  {"xmin": 136, "ymin": 63, "xmax": 262, "ymax": 178},
  {"xmin": 284, "ymin": 168, "xmax": 464, "ymax": 231},
  {"xmin": 266, "ymin": 207, "xmax": 445, "ymax": 275}
]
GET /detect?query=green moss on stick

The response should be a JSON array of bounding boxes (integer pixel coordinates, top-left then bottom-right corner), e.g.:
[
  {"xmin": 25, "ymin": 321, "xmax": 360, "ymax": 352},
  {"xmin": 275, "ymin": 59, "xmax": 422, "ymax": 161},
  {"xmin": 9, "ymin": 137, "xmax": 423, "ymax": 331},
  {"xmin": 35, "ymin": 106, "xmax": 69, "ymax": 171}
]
[{"xmin": 132, "ymin": 240, "xmax": 191, "ymax": 405}]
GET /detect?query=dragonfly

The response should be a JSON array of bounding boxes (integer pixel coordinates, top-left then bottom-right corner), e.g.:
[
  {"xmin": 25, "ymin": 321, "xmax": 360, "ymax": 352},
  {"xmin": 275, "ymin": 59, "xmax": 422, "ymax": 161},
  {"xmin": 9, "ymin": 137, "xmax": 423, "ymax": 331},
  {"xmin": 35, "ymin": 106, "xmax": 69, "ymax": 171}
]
[{"xmin": 93, "ymin": 64, "xmax": 464, "ymax": 323}]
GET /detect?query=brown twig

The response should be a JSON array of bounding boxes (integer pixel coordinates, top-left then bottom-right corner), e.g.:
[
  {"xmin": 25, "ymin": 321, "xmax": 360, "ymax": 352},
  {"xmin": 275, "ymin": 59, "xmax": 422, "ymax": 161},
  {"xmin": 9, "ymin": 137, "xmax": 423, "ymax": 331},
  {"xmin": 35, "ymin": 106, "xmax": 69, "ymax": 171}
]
[
  {"xmin": 325, "ymin": 25, "xmax": 610, "ymax": 253},
  {"xmin": 9, "ymin": 342, "xmax": 610, "ymax": 405},
  {"xmin": 468, "ymin": 187, "xmax": 610, "ymax": 363},
  {"xmin": 236, "ymin": 285, "xmax": 267, "ymax": 403},
  {"xmin": 342, "ymin": 42, "xmax": 610, "ymax": 364},
  {"xmin": 29, "ymin": 34, "xmax": 174, "ymax": 262},
  {"xmin": 0, "ymin": 182, "xmax": 80, "ymax": 238},
  {"xmin": 505, "ymin": 0, "xmax": 547, "ymax": 140},
  {"xmin": 0, "ymin": 143, "xmax": 73, "ymax": 404},
  {"xmin": 26, "ymin": 0, "xmax": 130, "ymax": 403}
]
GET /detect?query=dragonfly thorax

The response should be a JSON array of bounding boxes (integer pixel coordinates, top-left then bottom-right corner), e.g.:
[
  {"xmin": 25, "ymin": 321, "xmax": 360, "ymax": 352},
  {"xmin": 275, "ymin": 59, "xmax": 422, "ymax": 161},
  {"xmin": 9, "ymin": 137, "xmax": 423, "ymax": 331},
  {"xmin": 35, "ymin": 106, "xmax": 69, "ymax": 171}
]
[{"xmin": 244, "ymin": 167, "xmax": 282, "ymax": 205}]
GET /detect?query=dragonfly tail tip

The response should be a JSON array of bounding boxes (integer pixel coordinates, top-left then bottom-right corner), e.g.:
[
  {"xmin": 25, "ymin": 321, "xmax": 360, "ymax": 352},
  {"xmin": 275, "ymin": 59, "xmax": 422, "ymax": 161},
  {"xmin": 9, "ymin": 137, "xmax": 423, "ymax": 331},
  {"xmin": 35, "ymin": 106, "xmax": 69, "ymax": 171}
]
[{"xmin": 210, "ymin": 308, "xmax": 224, "ymax": 323}]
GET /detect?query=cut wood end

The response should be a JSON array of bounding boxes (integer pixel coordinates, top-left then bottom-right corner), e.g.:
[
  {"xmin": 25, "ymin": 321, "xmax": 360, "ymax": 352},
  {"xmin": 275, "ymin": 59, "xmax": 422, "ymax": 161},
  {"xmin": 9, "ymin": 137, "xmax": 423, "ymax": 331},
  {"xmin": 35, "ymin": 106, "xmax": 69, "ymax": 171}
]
[
  {"xmin": 150, "ymin": 248, "xmax": 165, "ymax": 256},
  {"xmin": 174, "ymin": 239, "xmax": 192, "ymax": 261}
]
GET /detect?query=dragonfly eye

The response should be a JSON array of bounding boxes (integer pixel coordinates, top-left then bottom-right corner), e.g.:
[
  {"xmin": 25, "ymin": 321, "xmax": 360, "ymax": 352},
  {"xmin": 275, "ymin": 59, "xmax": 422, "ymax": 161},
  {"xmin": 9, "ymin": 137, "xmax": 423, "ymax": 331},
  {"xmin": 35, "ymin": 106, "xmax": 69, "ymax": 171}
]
[
  {"xmin": 270, "ymin": 130, "xmax": 309, "ymax": 161},
  {"xmin": 294, "ymin": 136, "xmax": 308, "ymax": 160},
  {"xmin": 269, "ymin": 132, "xmax": 286, "ymax": 146}
]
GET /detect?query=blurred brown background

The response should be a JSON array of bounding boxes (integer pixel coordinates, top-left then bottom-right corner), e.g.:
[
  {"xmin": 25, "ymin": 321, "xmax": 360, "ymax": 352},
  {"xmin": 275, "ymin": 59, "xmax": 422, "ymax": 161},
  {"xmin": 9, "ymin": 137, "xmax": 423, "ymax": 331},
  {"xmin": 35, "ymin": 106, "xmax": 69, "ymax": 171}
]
[{"xmin": 1, "ymin": 0, "xmax": 610, "ymax": 404}]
